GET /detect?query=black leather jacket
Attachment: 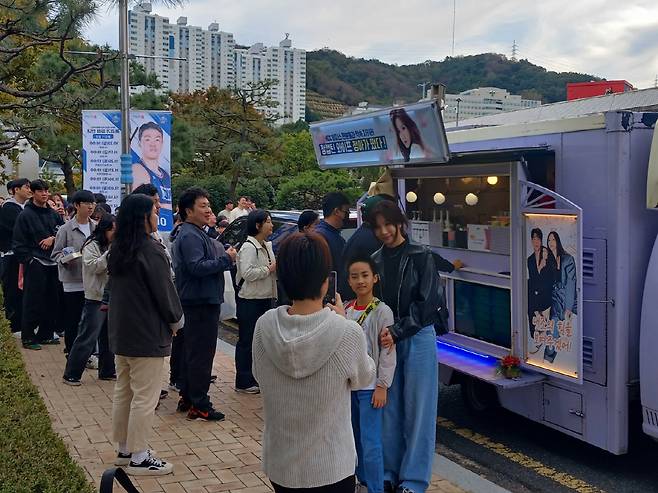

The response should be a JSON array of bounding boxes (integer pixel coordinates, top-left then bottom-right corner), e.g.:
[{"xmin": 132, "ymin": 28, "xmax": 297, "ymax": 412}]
[{"xmin": 372, "ymin": 241, "xmax": 440, "ymax": 342}]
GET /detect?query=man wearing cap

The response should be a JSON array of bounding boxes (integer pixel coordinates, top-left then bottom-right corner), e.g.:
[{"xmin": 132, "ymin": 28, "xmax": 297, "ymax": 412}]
[
  {"xmin": 0, "ymin": 178, "xmax": 31, "ymax": 332},
  {"xmin": 13, "ymin": 179, "xmax": 65, "ymax": 350}
]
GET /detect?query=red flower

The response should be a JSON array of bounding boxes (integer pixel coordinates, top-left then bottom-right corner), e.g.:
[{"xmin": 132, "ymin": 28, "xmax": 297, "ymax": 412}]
[{"xmin": 501, "ymin": 355, "xmax": 521, "ymax": 368}]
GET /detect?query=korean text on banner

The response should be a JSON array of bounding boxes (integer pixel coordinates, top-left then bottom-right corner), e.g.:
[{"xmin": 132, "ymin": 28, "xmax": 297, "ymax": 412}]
[
  {"xmin": 310, "ymin": 100, "xmax": 450, "ymax": 169},
  {"xmin": 82, "ymin": 110, "xmax": 122, "ymax": 213}
]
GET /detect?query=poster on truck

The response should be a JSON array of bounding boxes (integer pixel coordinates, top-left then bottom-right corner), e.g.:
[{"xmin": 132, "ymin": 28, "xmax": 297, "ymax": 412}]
[
  {"xmin": 524, "ymin": 213, "xmax": 582, "ymax": 381},
  {"xmin": 310, "ymin": 100, "xmax": 450, "ymax": 169},
  {"xmin": 82, "ymin": 110, "xmax": 173, "ymax": 232}
]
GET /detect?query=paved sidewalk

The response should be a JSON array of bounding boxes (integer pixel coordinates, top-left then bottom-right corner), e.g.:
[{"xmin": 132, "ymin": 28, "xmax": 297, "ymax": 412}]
[{"xmin": 20, "ymin": 341, "xmax": 465, "ymax": 493}]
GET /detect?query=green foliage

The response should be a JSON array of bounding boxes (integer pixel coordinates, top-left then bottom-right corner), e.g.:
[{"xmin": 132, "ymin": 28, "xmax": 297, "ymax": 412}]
[
  {"xmin": 172, "ymin": 174, "xmax": 231, "ymax": 213},
  {"xmin": 275, "ymin": 170, "xmax": 361, "ymax": 210},
  {"xmin": 278, "ymin": 119, "xmax": 310, "ymax": 134},
  {"xmin": 276, "ymin": 131, "xmax": 318, "ymax": 177},
  {"xmin": 0, "ymin": 293, "xmax": 94, "ymax": 493},
  {"xmin": 236, "ymin": 177, "xmax": 275, "ymax": 209},
  {"xmin": 307, "ymin": 50, "xmax": 600, "ymax": 105}
]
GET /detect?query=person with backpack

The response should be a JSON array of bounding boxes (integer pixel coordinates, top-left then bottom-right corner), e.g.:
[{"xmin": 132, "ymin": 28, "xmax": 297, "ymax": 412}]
[
  {"xmin": 370, "ymin": 200, "xmax": 440, "ymax": 493},
  {"xmin": 344, "ymin": 255, "xmax": 396, "ymax": 493},
  {"xmin": 234, "ymin": 209, "xmax": 277, "ymax": 394}
]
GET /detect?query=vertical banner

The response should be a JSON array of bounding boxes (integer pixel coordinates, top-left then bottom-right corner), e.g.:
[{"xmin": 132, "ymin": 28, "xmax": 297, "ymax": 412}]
[
  {"xmin": 82, "ymin": 110, "xmax": 122, "ymax": 212},
  {"xmin": 130, "ymin": 111, "xmax": 173, "ymax": 232},
  {"xmin": 82, "ymin": 110, "xmax": 173, "ymax": 233},
  {"xmin": 524, "ymin": 213, "xmax": 582, "ymax": 381}
]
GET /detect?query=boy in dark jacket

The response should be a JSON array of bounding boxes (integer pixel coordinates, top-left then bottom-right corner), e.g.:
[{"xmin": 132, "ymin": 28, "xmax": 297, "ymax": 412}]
[
  {"xmin": 0, "ymin": 178, "xmax": 31, "ymax": 332},
  {"xmin": 12, "ymin": 179, "xmax": 64, "ymax": 349},
  {"xmin": 172, "ymin": 187, "xmax": 236, "ymax": 421}
]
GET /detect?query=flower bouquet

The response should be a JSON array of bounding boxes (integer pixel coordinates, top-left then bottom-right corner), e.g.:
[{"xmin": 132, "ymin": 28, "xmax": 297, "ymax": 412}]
[{"xmin": 496, "ymin": 354, "xmax": 521, "ymax": 379}]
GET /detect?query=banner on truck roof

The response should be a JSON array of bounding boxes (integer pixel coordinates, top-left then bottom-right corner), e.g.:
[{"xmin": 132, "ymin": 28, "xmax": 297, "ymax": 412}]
[
  {"xmin": 310, "ymin": 100, "xmax": 450, "ymax": 169},
  {"xmin": 82, "ymin": 110, "xmax": 173, "ymax": 232}
]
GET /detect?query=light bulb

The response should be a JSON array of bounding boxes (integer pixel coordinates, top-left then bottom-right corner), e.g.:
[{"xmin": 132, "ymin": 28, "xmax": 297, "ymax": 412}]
[
  {"xmin": 487, "ymin": 176, "xmax": 498, "ymax": 185},
  {"xmin": 406, "ymin": 191, "xmax": 418, "ymax": 203},
  {"xmin": 433, "ymin": 192, "xmax": 446, "ymax": 205},
  {"xmin": 465, "ymin": 193, "xmax": 479, "ymax": 206}
]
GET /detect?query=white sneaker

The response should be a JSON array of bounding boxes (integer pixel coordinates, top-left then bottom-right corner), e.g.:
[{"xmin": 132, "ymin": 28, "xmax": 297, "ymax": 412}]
[
  {"xmin": 126, "ymin": 451, "xmax": 173, "ymax": 476},
  {"xmin": 235, "ymin": 386, "xmax": 260, "ymax": 394},
  {"xmin": 85, "ymin": 355, "xmax": 99, "ymax": 369}
]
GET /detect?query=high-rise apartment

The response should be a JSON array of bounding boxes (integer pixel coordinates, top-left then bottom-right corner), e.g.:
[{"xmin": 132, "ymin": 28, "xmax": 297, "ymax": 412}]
[
  {"xmin": 128, "ymin": 3, "xmax": 305, "ymax": 123},
  {"xmin": 234, "ymin": 36, "xmax": 306, "ymax": 123}
]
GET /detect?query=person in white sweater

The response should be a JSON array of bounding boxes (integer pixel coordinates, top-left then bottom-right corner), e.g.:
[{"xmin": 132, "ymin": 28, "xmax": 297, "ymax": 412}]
[{"xmin": 253, "ymin": 231, "xmax": 376, "ymax": 493}]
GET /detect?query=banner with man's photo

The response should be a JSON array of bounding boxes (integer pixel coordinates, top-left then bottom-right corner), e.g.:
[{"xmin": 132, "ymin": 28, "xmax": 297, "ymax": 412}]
[
  {"xmin": 310, "ymin": 100, "xmax": 450, "ymax": 169},
  {"xmin": 524, "ymin": 213, "xmax": 582, "ymax": 381},
  {"xmin": 82, "ymin": 110, "xmax": 173, "ymax": 232}
]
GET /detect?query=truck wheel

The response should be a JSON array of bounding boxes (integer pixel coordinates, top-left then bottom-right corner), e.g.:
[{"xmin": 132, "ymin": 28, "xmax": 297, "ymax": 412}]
[{"xmin": 460, "ymin": 377, "xmax": 499, "ymax": 413}]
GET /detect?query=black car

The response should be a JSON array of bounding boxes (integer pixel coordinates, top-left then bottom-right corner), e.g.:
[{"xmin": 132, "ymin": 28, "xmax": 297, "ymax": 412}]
[{"xmin": 219, "ymin": 210, "xmax": 357, "ymax": 252}]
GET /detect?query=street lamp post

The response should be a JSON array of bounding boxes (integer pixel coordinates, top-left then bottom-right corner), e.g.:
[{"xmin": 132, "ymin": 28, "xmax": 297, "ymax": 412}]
[
  {"xmin": 119, "ymin": 0, "xmax": 133, "ymax": 198},
  {"xmin": 455, "ymin": 97, "xmax": 462, "ymax": 127}
]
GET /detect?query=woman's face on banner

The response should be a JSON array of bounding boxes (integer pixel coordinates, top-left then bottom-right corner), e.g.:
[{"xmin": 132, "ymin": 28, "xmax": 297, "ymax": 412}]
[
  {"xmin": 394, "ymin": 117, "xmax": 412, "ymax": 149},
  {"xmin": 548, "ymin": 233, "xmax": 557, "ymax": 253},
  {"xmin": 139, "ymin": 128, "xmax": 163, "ymax": 161}
]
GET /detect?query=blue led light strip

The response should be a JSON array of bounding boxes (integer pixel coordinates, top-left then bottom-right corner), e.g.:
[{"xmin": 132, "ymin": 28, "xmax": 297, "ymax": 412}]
[{"xmin": 437, "ymin": 339, "xmax": 497, "ymax": 362}]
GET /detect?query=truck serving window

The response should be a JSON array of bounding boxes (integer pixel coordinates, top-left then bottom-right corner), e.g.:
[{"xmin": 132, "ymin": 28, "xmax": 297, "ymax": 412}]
[{"xmin": 453, "ymin": 280, "xmax": 511, "ymax": 349}]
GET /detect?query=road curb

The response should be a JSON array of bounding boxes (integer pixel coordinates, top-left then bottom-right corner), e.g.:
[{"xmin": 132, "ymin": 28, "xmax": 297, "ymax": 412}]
[{"xmin": 433, "ymin": 453, "xmax": 511, "ymax": 493}]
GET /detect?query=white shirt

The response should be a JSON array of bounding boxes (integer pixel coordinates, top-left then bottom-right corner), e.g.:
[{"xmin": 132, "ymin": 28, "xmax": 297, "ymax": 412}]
[
  {"xmin": 78, "ymin": 222, "xmax": 91, "ymax": 238},
  {"xmin": 229, "ymin": 207, "xmax": 249, "ymax": 223}
]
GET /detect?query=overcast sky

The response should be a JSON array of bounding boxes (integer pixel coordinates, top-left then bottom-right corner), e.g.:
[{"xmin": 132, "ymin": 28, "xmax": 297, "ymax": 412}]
[{"xmin": 86, "ymin": 0, "xmax": 658, "ymax": 89}]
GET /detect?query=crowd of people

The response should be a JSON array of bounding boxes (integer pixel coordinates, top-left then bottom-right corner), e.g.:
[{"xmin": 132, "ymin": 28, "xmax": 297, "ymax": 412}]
[{"xmin": 0, "ymin": 178, "xmax": 456, "ymax": 493}]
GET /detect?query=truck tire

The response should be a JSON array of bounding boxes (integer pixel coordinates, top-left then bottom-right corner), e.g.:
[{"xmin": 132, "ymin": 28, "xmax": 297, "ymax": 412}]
[{"xmin": 460, "ymin": 377, "xmax": 499, "ymax": 413}]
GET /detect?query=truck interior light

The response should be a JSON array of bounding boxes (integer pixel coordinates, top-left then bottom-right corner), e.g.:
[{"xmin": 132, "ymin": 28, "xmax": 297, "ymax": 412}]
[
  {"xmin": 465, "ymin": 193, "xmax": 479, "ymax": 206},
  {"xmin": 433, "ymin": 192, "xmax": 446, "ymax": 205},
  {"xmin": 487, "ymin": 176, "xmax": 499, "ymax": 185},
  {"xmin": 406, "ymin": 191, "xmax": 418, "ymax": 203}
]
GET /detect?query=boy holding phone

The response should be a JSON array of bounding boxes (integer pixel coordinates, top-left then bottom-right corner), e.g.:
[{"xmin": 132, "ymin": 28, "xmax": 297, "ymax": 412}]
[{"xmin": 344, "ymin": 256, "xmax": 396, "ymax": 493}]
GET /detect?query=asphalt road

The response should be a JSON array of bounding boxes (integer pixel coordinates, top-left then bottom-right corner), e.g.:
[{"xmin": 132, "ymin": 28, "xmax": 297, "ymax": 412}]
[
  {"xmin": 436, "ymin": 383, "xmax": 658, "ymax": 493},
  {"xmin": 218, "ymin": 322, "xmax": 658, "ymax": 493}
]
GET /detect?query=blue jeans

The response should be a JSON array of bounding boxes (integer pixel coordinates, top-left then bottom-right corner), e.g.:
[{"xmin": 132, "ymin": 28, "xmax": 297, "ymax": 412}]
[
  {"xmin": 63, "ymin": 300, "xmax": 115, "ymax": 380},
  {"xmin": 382, "ymin": 326, "xmax": 438, "ymax": 493},
  {"xmin": 351, "ymin": 390, "xmax": 384, "ymax": 493}
]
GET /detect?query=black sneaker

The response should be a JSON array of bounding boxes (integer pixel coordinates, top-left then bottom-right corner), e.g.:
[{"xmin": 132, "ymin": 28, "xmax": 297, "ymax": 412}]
[
  {"xmin": 115, "ymin": 452, "xmax": 132, "ymax": 466},
  {"xmin": 62, "ymin": 376, "xmax": 81, "ymax": 386},
  {"xmin": 159, "ymin": 389, "xmax": 168, "ymax": 399},
  {"xmin": 22, "ymin": 342, "xmax": 42, "ymax": 351},
  {"xmin": 176, "ymin": 397, "xmax": 191, "ymax": 413},
  {"xmin": 126, "ymin": 451, "xmax": 173, "ymax": 476},
  {"xmin": 187, "ymin": 406, "xmax": 225, "ymax": 422},
  {"xmin": 396, "ymin": 487, "xmax": 415, "ymax": 493},
  {"xmin": 98, "ymin": 374, "xmax": 117, "ymax": 381},
  {"xmin": 384, "ymin": 481, "xmax": 396, "ymax": 493},
  {"xmin": 210, "ymin": 375, "xmax": 217, "ymax": 383},
  {"xmin": 40, "ymin": 338, "xmax": 60, "ymax": 345}
]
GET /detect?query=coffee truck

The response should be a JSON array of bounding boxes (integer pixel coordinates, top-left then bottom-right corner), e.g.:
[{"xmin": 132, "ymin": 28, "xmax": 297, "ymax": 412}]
[{"xmin": 311, "ymin": 100, "xmax": 658, "ymax": 454}]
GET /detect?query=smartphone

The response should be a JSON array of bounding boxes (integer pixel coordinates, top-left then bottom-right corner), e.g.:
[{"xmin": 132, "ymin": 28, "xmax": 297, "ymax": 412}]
[{"xmin": 324, "ymin": 271, "xmax": 337, "ymax": 306}]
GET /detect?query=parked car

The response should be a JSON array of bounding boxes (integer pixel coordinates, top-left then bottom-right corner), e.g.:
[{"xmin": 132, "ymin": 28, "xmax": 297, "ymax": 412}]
[
  {"xmin": 219, "ymin": 210, "xmax": 357, "ymax": 251},
  {"xmin": 218, "ymin": 210, "xmax": 357, "ymax": 319}
]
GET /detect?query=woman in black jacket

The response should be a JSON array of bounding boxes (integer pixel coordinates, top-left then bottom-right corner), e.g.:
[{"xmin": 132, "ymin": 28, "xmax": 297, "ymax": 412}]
[
  {"xmin": 370, "ymin": 200, "xmax": 439, "ymax": 493},
  {"xmin": 107, "ymin": 194, "xmax": 184, "ymax": 477}
]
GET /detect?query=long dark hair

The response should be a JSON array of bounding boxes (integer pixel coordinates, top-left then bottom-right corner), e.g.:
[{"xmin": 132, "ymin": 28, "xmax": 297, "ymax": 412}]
[
  {"xmin": 82, "ymin": 214, "xmax": 116, "ymax": 253},
  {"xmin": 108, "ymin": 194, "xmax": 154, "ymax": 275},
  {"xmin": 390, "ymin": 108, "xmax": 425, "ymax": 162},
  {"xmin": 547, "ymin": 231, "xmax": 567, "ymax": 259}
]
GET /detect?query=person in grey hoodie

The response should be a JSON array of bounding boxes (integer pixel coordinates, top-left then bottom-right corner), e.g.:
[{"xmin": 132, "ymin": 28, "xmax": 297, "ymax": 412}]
[
  {"xmin": 253, "ymin": 232, "xmax": 375, "ymax": 493},
  {"xmin": 52, "ymin": 189, "xmax": 96, "ymax": 353}
]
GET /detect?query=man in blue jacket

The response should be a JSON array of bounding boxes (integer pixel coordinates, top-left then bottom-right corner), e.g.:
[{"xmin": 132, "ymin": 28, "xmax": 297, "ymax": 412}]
[
  {"xmin": 172, "ymin": 187, "xmax": 236, "ymax": 422},
  {"xmin": 315, "ymin": 192, "xmax": 350, "ymax": 296}
]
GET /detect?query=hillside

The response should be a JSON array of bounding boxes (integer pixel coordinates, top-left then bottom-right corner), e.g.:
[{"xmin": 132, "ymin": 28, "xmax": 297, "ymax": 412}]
[{"xmin": 306, "ymin": 51, "xmax": 600, "ymax": 106}]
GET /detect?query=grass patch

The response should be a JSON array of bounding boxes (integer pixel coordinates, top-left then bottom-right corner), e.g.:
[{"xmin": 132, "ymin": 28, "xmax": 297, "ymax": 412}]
[{"xmin": 0, "ymin": 301, "xmax": 95, "ymax": 493}]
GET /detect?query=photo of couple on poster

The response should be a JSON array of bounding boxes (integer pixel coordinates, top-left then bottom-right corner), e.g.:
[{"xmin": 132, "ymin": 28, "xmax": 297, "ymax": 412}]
[{"xmin": 527, "ymin": 225, "xmax": 578, "ymax": 365}]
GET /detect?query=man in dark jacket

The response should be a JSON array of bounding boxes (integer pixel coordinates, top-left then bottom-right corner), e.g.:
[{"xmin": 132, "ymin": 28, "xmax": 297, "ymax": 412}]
[
  {"xmin": 13, "ymin": 179, "xmax": 64, "ymax": 349},
  {"xmin": 172, "ymin": 187, "xmax": 236, "ymax": 421},
  {"xmin": 0, "ymin": 178, "xmax": 31, "ymax": 332},
  {"xmin": 315, "ymin": 192, "xmax": 350, "ymax": 296}
]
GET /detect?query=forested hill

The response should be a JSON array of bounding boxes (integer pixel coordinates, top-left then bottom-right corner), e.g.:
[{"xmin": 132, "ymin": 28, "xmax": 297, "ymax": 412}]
[{"xmin": 306, "ymin": 50, "xmax": 600, "ymax": 106}]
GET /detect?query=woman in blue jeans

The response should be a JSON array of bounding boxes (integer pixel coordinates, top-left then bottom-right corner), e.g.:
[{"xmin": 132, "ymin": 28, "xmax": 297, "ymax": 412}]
[
  {"xmin": 62, "ymin": 214, "xmax": 116, "ymax": 385},
  {"xmin": 370, "ymin": 200, "xmax": 441, "ymax": 493}
]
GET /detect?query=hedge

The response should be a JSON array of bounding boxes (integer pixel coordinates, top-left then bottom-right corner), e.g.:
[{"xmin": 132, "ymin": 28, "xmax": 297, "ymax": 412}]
[{"xmin": 0, "ymin": 295, "xmax": 95, "ymax": 493}]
